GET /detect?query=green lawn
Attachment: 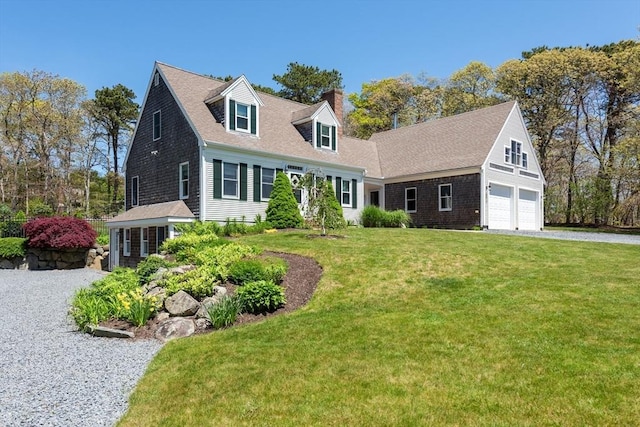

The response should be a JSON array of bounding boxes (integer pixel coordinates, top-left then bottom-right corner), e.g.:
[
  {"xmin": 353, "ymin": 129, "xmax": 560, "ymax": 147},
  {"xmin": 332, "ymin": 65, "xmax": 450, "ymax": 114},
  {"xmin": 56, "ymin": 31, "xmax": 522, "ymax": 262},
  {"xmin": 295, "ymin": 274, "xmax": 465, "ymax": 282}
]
[{"xmin": 118, "ymin": 228, "xmax": 640, "ymax": 426}]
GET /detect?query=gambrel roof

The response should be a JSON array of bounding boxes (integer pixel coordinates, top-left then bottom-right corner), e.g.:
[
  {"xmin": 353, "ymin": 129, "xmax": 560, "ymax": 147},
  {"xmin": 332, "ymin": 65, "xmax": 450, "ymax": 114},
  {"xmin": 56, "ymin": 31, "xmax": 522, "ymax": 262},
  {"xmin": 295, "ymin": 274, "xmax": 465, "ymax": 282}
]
[{"xmin": 369, "ymin": 101, "xmax": 517, "ymax": 178}]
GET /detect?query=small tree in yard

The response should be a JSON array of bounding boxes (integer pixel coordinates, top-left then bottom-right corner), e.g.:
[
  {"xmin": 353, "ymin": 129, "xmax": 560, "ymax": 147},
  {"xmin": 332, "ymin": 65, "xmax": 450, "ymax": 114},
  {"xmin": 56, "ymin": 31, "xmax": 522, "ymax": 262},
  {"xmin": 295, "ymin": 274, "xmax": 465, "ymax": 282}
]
[
  {"xmin": 299, "ymin": 169, "xmax": 346, "ymax": 235},
  {"xmin": 266, "ymin": 172, "xmax": 304, "ymax": 229}
]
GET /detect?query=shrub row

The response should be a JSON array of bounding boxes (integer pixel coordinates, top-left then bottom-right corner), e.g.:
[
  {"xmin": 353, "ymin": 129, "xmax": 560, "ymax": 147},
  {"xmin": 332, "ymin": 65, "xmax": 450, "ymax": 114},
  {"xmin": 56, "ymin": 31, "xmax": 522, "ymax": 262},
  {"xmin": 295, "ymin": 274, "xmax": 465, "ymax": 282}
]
[{"xmin": 360, "ymin": 205, "xmax": 411, "ymax": 228}]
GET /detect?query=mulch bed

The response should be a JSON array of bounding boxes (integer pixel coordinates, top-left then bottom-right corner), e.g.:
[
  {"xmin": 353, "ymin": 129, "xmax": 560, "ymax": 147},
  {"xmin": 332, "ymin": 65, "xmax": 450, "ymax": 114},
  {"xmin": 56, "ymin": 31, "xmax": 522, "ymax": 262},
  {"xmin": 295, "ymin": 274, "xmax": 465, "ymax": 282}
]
[{"xmin": 99, "ymin": 251, "xmax": 322, "ymax": 340}]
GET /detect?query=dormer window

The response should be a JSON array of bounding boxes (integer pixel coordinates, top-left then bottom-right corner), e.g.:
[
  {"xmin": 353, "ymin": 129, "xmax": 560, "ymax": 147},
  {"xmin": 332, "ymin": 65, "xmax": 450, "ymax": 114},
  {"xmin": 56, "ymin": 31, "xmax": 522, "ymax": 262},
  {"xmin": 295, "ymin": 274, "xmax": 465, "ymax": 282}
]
[
  {"xmin": 315, "ymin": 122, "xmax": 336, "ymax": 151},
  {"xmin": 320, "ymin": 124, "xmax": 331, "ymax": 148},
  {"xmin": 236, "ymin": 102, "xmax": 249, "ymax": 131},
  {"xmin": 229, "ymin": 99, "xmax": 256, "ymax": 135}
]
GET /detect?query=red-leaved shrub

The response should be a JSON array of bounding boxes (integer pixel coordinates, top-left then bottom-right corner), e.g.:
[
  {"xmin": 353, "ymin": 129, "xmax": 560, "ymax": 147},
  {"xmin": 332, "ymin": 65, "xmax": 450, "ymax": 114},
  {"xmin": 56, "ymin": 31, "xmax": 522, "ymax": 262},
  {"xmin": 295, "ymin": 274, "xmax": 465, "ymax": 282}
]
[{"xmin": 23, "ymin": 217, "xmax": 97, "ymax": 249}]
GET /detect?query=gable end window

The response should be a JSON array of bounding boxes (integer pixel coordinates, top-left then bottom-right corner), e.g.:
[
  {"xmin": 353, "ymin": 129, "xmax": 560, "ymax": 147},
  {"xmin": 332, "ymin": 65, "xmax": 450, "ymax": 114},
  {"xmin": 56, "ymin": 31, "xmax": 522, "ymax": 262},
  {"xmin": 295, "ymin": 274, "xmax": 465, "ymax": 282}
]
[
  {"xmin": 153, "ymin": 110, "xmax": 161, "ymax": 140},
  {"xmin": 505, "ymin": 140, "xmax": 528, "ymax": 168},
  {"xmin": 131, "ymin": 176, "xmax": 139, "ymax": 207},
  {"xmin": 154, "ymin": 73, "xmax": 160, "ymax": 87},
  {"xmin": 179, "ymin": 162, "xmax": 189, "ymax": 199},
  {"xmin": 439, "ymin": 184, "xmax": 452, "ymax": 211},
  {"xmin": 405, "ymin": 187, "xmax": 417, "ymax": 213},
  {"xmin": 321, "ymin": 124, "xmax": 331, "ymax": 147}
]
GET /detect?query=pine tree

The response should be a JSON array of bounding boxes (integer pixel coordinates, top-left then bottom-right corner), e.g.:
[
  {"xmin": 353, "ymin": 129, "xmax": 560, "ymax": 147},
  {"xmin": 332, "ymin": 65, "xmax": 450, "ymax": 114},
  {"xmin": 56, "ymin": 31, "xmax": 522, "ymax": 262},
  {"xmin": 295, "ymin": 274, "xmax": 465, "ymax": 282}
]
[{"xmin": 265, "ymin": 172, "xmax": 304, "ymax": 229}]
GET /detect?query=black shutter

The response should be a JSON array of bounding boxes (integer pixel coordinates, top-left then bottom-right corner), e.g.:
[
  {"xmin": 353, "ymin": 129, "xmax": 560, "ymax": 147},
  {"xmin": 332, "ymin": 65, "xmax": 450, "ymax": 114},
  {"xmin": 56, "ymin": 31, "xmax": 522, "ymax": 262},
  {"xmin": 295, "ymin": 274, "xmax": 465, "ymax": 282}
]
[
  {"xmin": 276, "ymin": 168, "xmax": 283, "ymax": 176},
  {"xmin": 331, "ymin": 126, "xmax": 336, "ymax": 151},
  {"xmin": 335, "ymin": 177, "xmax": 342, "ymax": 202},
  {"xmin": 250, "ymin": 105, "xmax": 257, "ymax": 135},
  {"xmin": 352, "ymin": 179, "xmax": 357, "ymax": 208},
  {"xmin": 229, "ymin": 100, "xmax": 236, "ymax": 131},
  {"xmin": 253, "ymin": 165, "xmax": 261, "ymax": 202},
  {"xmin": 213, "ymin": 159, "xmax": 222, "ymax": 199},
  {"xmin": 316, "ymin": 122, "xmax": 322, "ymax": 148},
  {"xmin": 240, "ymin": 163, "xmax": 248, "ymax": 201}
]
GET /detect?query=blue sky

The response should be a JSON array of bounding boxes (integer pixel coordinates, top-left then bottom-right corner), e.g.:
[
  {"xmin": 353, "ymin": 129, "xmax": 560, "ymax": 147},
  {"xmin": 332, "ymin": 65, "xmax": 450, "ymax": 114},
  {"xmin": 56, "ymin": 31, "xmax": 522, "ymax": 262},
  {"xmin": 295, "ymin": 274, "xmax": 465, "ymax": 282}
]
[{"xmin": 0, "ymin": 0, "xmax": 638, "ymax": 105}]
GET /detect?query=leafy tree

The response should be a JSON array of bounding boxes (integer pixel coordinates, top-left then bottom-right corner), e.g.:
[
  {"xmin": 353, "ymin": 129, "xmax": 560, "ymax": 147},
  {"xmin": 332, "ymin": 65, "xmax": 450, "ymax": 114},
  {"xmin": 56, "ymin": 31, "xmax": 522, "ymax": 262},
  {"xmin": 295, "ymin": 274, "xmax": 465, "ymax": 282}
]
[
  {"xmin": 273, "ymin": 62, "xmax": 343, "ymax": 104},
  {"xmin": 0, "ymin": 70, "xmax": 85, "ymax": 213},
  {"xmin": 299, "ymin": 170, "xmax": 345, "ymax": 235},
  {"xmin": 265, "ymin": 172, "xmax": 303, "ymax": 229},
  {"xmin": 441, "ymin": 61, "xmax": 502, "ymax": 116},
  {"xmin": 86, "ymin": 84, "xmax": 139, "ymax": 211},
  {"xmin": 347, "ymin": 77, "xmax": 416, "ymax": 139}
]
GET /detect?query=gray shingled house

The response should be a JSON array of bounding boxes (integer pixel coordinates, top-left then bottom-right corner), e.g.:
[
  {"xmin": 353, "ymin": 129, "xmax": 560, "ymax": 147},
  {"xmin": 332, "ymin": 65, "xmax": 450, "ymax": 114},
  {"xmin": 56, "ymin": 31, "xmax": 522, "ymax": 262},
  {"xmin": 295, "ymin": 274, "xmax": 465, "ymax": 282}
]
[{"xmin": 107, "ymin": 62, "xmax": 544, "ymax": 269}]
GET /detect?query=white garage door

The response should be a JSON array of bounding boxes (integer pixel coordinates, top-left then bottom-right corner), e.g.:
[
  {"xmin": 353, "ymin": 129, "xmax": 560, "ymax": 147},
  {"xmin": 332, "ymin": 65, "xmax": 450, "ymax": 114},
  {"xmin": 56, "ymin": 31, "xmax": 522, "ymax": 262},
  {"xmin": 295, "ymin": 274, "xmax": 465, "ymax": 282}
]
[
  {"xmin": 518, "ymin": 189, "xmax": 538, "ymax": 231},
  {"xmin": 489, "ymin": 184, "xmax": 513, "ymax": 230}
]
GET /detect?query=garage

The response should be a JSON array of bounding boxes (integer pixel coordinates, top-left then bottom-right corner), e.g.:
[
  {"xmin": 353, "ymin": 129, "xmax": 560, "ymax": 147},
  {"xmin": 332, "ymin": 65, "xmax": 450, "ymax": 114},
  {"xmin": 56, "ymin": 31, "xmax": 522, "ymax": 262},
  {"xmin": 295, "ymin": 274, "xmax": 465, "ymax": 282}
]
[
  {"xmin": 488, "ymin": 184, "xmax": 513, "ymax": 230},
  {"xmin": 518, "ymin": 189, "xmax": 538, "ymax": 230}
]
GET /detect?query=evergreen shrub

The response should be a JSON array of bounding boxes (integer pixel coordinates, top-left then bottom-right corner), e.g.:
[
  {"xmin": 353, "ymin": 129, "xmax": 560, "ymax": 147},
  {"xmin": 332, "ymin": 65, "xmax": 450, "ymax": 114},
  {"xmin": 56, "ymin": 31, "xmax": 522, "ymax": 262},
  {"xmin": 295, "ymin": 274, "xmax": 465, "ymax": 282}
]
[{"xmin": 266, "ymin": 172, "xmax": 303, "ymax": 229}]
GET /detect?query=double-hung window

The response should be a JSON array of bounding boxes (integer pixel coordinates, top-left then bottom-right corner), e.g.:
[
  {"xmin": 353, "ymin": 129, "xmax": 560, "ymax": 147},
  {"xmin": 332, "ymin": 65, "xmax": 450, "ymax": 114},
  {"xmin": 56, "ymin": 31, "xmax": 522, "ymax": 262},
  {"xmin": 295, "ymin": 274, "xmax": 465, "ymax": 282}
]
[
  {"xmin": 131, "ymin": 176, "xmax": 139, "ymax": 207},
  {"xmin": 511, "ymin": 140, "xmax": 522, "ymax": 166},
  {"xmin": 153, "ymin": 110, "xmax": 161, "ymax": 140},
  {"xmin": 236, "ymin": 102, "xmax": 249, "ymax": 131},
  {"xmin": 341, "ymin": 180, "xmax": 351, "ymax": 206},
  {"xmin": 141, "ymin": 227, "xmax": 149, "ymax": 257},
  {"xmin": 439, "ymin": 184, "xmax": 452, "ymax": 211},
  {"xmin": 179, "ymin": 162, "xmax": 189, "ymax": 199},
  {"xmin": 223, "ymin": 162, "xmax": 239, "ymax": 198},
  {"xmin": 123, "ymin": 228, "xmax": 131, "ymax": 256},
  {"xmin": 522, "ymin": 152, "xmax": 528, "ymax": 169},
  {"xmin": 320, "ymin": 124, "xmax": 331, "ymax": 148},
  {"xmin": 405, "ymin": 187, "xmax": 417, "ymax": 212},
  {"xmin": 261, "ymin": 167, "xmax": 275, "ymax": 200}
]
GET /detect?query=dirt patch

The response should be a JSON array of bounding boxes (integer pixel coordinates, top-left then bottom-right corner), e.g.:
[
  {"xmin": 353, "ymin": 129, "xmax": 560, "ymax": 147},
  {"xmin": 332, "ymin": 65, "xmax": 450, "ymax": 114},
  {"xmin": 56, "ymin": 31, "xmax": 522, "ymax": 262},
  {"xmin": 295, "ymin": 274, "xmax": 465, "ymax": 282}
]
[{"xmin": 99, "ymin": 251, "xmax": 322, "ymax": 340}]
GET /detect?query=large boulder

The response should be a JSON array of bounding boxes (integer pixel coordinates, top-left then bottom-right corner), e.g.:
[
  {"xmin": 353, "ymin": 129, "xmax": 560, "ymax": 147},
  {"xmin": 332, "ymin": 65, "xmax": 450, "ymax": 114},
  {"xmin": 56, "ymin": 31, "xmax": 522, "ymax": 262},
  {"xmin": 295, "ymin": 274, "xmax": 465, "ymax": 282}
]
[
  {"xmin": 154, "ymin": 317, "xmax": 195, "ymax": 342},
  {"xmin": 194, "ymin": 287, "xmax": 229, "ymax": 318},
  {"xmin": 164, "ymin": 290, "xmax": 200, "ymax": 316}
]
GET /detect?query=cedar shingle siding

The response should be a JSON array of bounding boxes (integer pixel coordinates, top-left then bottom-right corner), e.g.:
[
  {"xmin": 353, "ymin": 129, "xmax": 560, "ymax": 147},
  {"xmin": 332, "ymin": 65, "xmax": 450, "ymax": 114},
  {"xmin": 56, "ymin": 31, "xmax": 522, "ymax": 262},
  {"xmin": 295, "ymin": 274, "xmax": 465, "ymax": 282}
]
[
  {"xmin": 385, "ymin": 174, "xmax": 481, "ymax": 229},
  {"xmin": 126, "ymin": 75, "xmax": 200, "ymax": 217}
]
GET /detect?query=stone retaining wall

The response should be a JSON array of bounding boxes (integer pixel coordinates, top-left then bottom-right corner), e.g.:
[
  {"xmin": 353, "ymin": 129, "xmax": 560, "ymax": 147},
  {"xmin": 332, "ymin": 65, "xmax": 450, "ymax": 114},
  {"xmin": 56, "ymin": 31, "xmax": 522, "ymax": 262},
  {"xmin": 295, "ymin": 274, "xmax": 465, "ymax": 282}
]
[{"xmin": 0, "ymin": 243, "xmax": 109, "ymax": 271}]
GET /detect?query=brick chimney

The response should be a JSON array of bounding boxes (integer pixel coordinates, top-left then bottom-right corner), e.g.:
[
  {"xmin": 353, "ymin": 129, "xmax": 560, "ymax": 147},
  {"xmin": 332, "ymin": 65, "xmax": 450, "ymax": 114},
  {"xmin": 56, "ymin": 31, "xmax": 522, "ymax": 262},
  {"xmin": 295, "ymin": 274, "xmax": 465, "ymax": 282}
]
[{"xmin": 321, "ymin": 89, "xmax": 343, "ymax": 137}]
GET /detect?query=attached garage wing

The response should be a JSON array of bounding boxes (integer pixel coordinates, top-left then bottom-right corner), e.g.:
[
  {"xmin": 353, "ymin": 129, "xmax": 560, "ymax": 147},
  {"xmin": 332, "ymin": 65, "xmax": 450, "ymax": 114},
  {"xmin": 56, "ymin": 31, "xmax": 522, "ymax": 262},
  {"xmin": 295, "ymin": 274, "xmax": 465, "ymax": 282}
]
[{"xmin": 488, "ymin": 184, "xmax": 513, "ymax": 230}]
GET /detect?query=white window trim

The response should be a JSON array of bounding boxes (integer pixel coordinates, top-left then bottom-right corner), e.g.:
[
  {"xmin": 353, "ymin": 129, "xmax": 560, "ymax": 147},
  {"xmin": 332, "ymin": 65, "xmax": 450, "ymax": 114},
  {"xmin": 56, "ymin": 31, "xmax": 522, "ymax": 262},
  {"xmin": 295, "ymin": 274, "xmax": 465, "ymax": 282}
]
[
  {"xmin": 123, "ymin": 228, "xmax": 131, "ymax": 256},
  {"xmin": 223, "ymin": 162, "xmax": 239, "ymax": 199},
  {"xmin": 341, "ymin": 179, "xmax": 351, "ymax": 207},
  {"xmin": 522, "ymin": 152, "xmax": 528, "ymax": 169},
  {"xmin": 235, "ymin": 102, "xmax": 250, "ymax": 133},
  {"xmin": 131, "ymin": 176, "xmax": 139, "ymax": 207},
  {"xmin": 140, "ymin": 227, "xmax": 149, "ymax": 258},
  {"xmin": 261, "ymin": 167, "xmax": 275, "ymax": 201},
  {"xmin": 439, "ymin": 184, "xmax": 452, "ymax": 212},
  {"xmin": 320, "ymin": 124, "xmax": 332, "ymax": 148},
  {"xmin": 153, "ymin": 110, "xmax": 161, "ymax": 141},
  {"xmin": 179, "ymin": 162, "xmax": 189, "ymax": 199},
  {"xmin": 154, "ymin": 73, "xmax": 160, "ymax": 87},
  {"xmin": 405, "ymin": 187, "xmax": 417, "ymax": 213}
]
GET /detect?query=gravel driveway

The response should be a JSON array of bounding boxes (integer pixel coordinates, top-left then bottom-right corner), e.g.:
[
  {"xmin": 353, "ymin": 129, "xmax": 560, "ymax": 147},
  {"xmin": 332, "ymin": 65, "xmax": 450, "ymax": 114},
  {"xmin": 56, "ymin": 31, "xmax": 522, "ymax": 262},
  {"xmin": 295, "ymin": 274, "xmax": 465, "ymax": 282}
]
[
  {"xmin": 484, "ymin": 229, "xmax": 640, "ymax": 245},
  {"xmin": 0, "ymin": 268, "xmax": 162, "ymax": 427}
]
